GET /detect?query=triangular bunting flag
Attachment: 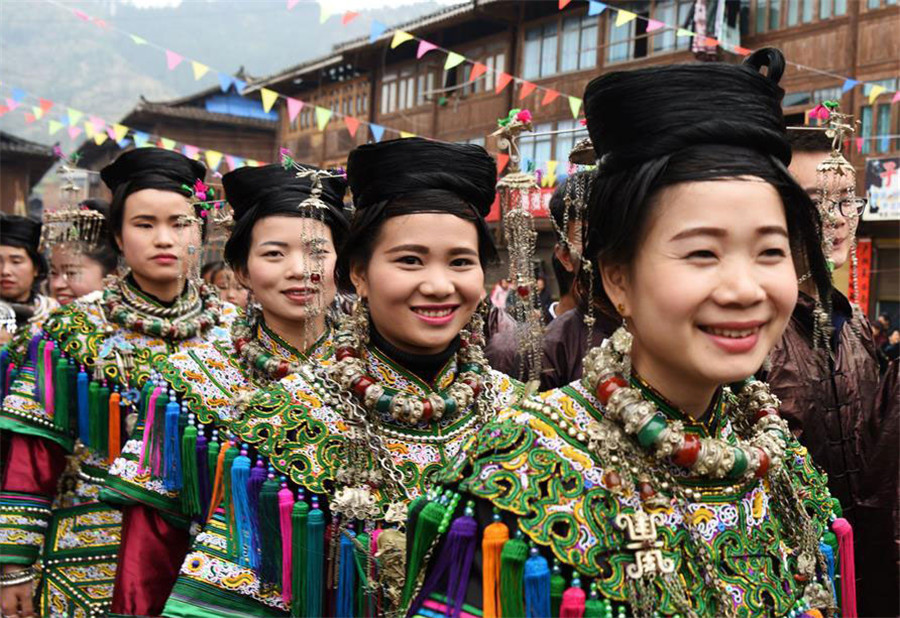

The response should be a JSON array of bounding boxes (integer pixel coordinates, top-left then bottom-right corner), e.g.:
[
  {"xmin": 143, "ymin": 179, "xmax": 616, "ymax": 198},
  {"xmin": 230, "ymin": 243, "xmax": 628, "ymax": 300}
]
[
  {"xmin": 892, "ymin": 91, "xmax": 900, "ymax": 104},
  {"xmin": 93, "ymin": 132, "xmax": 108, "ymax": 145},
  {"xmin": 841, "ymin": 78, "xmax": 859, "ymax": 93},
  {"xmin": 205, "ymin": 150, "xmax": 223, "ymax": 170},
  {"xmin": 676, "ymin": 28, "xmax": 695, "ymax": 37},
  {"xmin": 704, "ymin": 37, "xmax": 718, "ymax": 47},
  {"xmin": 370, "ymin": 124, "xmax": 385, "ymax": 142},
  {"xmin": 559, "ymin": 0, "xmax": 572, "ymax": 8},
  {"xmin": 616, "ymin": 10, "xmax": 637, "ymax": 27},
  {"xmin": 48, "ymin": 120, "xmax": 63, "ymax": 135},
  {"xmin": 733, "ymin": 45, "xmax": 752, "ymax": 56},
  {"xmin": 417, "ymin": 40, "xmax": 439, "ymax": 59},
  {"xmin": 519, "ymin": 81, "xmax": 537, "ymax": 100},
  {"xmin": 469, "ymin": 62, "xmax": 487, "ymax": 82},
  {"xmin": 183, "ymin": 145, "xmax": 200, "ymax": 160},
  {"xmin": 855, "ymin": 137, "xmax": 863, "ymax": 153},
  {"xmin": 31, "ymin": 107, "xmax": 43, "ymax": 120},
  {"xmin": 67, "ymin": 126, "xmax": 82, "ymax": 140},
  {"xmin": 319, "ymin": 3, "xmax": 335, "ymax": 24},
  {"xmin": 541, "ymin": 88, "xmax": 561, "ymax": 106},
  {"xmin": 370, "ymin": 20, "xmax": 387, "ymax": 43},
  {"xmin": 495, "ymin": 72, "xmax": 513, "ymax": 93},
  {"xmin": 112, "ymin": 124, "xmax": 129, "ymax": 142},
  {"xmin": 233, "ymin": 79, "xmax": 247, "ymax": 93},
  {"xmin": 444, "ymin": 52, "xmax": 466, "ymax": 70},
  {"xmin": 391, "ymin": 30, "xmax": 414, "ymax": 49},
  {"xmin": 24, "ymin": 113, "xmax": 36, "ymax": 124},
  {"xmin": 73, "ymin": 9, "xmax": 89, "ymax": 21},
  {"xmin": 231, "ymin": 155, "xmax": 245, "ymax": 169},
  {"xmin": 107, "ymin": 126, "xmax": 117, "ymax": 140},
  {"xmin": 0, "ymin": 105, "xmax": 9, "ymax": 118},
  {"xmin": 130, "ymin": 34, "xmax": 147, "ymax": 45},
  {"xmin": 160, "ymin": 137, "xmax": 176, "ymax": 150},
  {"xmin": 342, "ymin": 11, "xmax": 359, "ymax": 25},
  {"xmin": 286, "ymin": 0, "xmax": 299, "ymax": 9},
  {"xmin": 544, "ymin": 160, "xmax": 559, "ymax": 187},
  {"xmin": 225, "ymin": 155, "xmax": 237, "ymax": 170},
  {"xmin": 218, "ymin": 72, "xmax": 233, "ymax": 92},
  {"xmin": 496, "ymin": 153, "xmax": 510, "ymax": 175},
  {"xmin": 344, "ymin": 115, "xmax": 360, "ymax": 137},
  {"xmin": 646, "ymin": 19, "xmax": 665, "ymax": 32},
  {"xmin": 132, "ymin": 131, "xmax": 150, "ymax": 147},
  {"xmin": 90, "ymin": 116, "xmax": 105, "ymax": 131},
  {"xmin": 568, "ymin": 96, "xmax": 583, "ymax": 119},
  {"xmin": 588, "ymin": 0, "xmax": 607, "ymax": 15},
  {"xmin": 38, "ymin": 98, "xmax": 53, "ymax": 113},
  {"xmin": 315, "ymin": 106, "xmax": 333, "ymax": 130},
  {"xmin": 286, "ymin": 97, "xmax": 303, "ymax": 122},
  {"xmin": 5, "ymin": 99, "xmax": 19, "ymax": 111},
  {"xmin": 11, "ymin": 88, "xmax": 25, "ymax": 103},
  {"xmin": 165, "ymin": 50, "xmax": 184, "ymax": 71},
  {"xmin": 83, "ymin": 121, "xmax": 96, "ymax": 139},
  {"xmin": 191, "ymin": 61, "xmax": 210, "ymax": 80},
  {"xmin": 868, "ymin": 84, "xmax": 886, "ymax": 103},
  {"xmin": 260, "ymin": 88, "xmax": 279, "ymax": 114},
  {"xmin": 400, "ymin": 131, "xmax": 416, "ymax": 139}
]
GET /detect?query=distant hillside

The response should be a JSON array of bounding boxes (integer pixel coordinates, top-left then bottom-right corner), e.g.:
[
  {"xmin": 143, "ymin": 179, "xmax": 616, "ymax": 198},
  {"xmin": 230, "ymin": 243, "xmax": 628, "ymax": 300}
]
[{"xmin": 0, "ymin": 0, "xmax": 445, "ymax": 145}]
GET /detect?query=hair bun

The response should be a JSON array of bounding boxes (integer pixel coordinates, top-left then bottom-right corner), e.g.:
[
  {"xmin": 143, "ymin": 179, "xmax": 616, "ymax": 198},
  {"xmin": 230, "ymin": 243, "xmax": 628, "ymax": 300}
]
[{"xmin": 100, "ymin": 148, "xmax": 206, "ymax": 194}]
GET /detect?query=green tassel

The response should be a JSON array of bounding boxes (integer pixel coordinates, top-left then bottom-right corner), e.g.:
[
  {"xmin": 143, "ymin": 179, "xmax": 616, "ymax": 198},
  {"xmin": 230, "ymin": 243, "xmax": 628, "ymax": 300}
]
[
  {"xmin": 291, "ymin": 498, "xmax": 309, "ymax": 617},
  {"xmin": 181, "ymin": 418, "xmax": 201, "ymax": 517},
  {"xmin": 550, "ymin": 560, "xmax": 566, "ymax": 617},
  {"xmin": 305, "ymin": 503, "xmax": 325, "ymax": 618},
  {"xmin": 53, "ymin": 357, "xmax": 69, "ymax": 433},
  {"xmin": 36, "ymin": 339, "xmax": 46, "ymax": 400},
  {"xmin": 221, "ymin": 444, "xmax": 240, "ymax": 558},
  {"xmin": 98, "ymin": 383, "xmax": 110, "ymax": 458},
  {"xmin": 585, "ymin": 583, "xmax": 605, "ymax": 618},
  {"xmin": 401, "ymin": 500, "xmax": 446, "ymax": 608},
  {"xmin": 354, "ymin": 532, "xmax": 370, "ymax": 617},
  {"xmin": 207, "ymin": 435, "xmax": 220, "ymax": 491},
  {"xmin": 258, "ymin": 474, "xmax": 283, "ymax": 585},
  {"xmin": 500, "ymin": 536, "xmax": 529, "ymax": 618},
  {"xmin": 88, "ymin": 381, "xmax": 100, "ymax": 449}
]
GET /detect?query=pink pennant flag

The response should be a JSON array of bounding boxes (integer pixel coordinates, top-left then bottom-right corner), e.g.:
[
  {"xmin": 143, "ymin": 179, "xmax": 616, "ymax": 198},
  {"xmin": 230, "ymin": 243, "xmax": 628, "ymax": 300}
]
[
  {"xmin": 495, "ymin": 72, "xmax": 513, "ymax": 93},
  {"xmin": 704, "ymin": 37, "xmax": 719, "ymax": 47},
  {"xmin": 106, "ymin": 126, "xmax": 117, "ymax": 139},
  {"xmin": 286, "ymin": 97, "xmax": 303, "ymax": 122},
  {"xmin": 519, "ymin": 81, "xmax": 537, "ymax": 100},
  {"xmin": 93, "ymin": 18, "xmax": 108, "ymax": 29},
  {"xmin": 893, "ymin": 91, "xmax": 900, "ymax": 104},
  {"xmin": 417, "ymin": 40, "xmax": 439, "ymax": 59},
  {"xmin": 165, "ymin": 50, "xmax": 184, "ymax": 71},
  {"xmin": 0, "ymin": 105, "xmax": 8, "ymax": 117},
  {"xmin": 646, "ymin": 19, "xmax": 665, "ymax": 32},
  {"xmin": 90, "ymin": 116, "xmax": 105, "ymax": 131},
  {"xmin": 225, "ymin": 155, "xmax": 237, "ymax": 170},
  {"xmin": 183, "ymin": 145, "xmax": 200, "ymax": 160},
  {"xmin": 24, "ymin": 113, "xmax": 36, "ymax": 124},
  {"xmin": 286, "ymin": 0, "xmax": 300, "ymax": 9},
  {"xmin": 558, "ymin": 0, "xmax": 573, "ymax": 8},
  {"xmin": 67, "ymin": 126, "xmax": 83, "ymax": 140},
  {"xmin": 856, "ymin": 138, "xmax": 863, "ymax": 153},
  {"xmin": 73, "ymin": 9, "xmax": 90, "ymax": 20},
  {"xmin": 342, "ymin": 11, "xmax": 359, "ymax": 25},
  {"xmin": 344, "ymin": 115, "xmax": 360, "ymax": 137}
]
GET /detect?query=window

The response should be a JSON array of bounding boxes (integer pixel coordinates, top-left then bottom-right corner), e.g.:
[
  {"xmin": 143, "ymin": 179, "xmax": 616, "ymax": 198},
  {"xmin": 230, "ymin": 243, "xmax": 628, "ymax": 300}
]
[
  {"xmin": 769, "ymin": 0, "xmax": 782, "ymax": 29},
  {"xmin": 818, "ymin": 0, "xmax": 847, "ymax": 19},
  {"xmin": 458, "ymin": 136, "xmax": 485, "ymax": 147},
  {"xmin": 860, "ymin": 105, "xmax": 873, "ymax": 154},
  {"xmin": 483, "ymin": 51, "xmax": 505, "ymax": 92},
  {"xmin": 416, "ymin": 70, "xmax": 435, "ymax": 105},
  {"xmin": 606, "ymin": 2, "xmax": 651, "ymax": 64},
  {"xmin": 813, "ymin": 86, "xmax": 842, "ymax": 103},
  {"xmin": 381, "ymin": 65, "xmax": 432, "ymax": 114},
  {"xmin": 802, "ymin": 0, "xmax": 814, "ymax": 22},
  {"xmin": 523, "ymin": 15, "xmax": 597, "ymax": 79},
  {"xmin": 554, "ymin": 120, "xmax": 581, "ymax": 164},
  {"xmin": 876, "ymin": 104, "xmax": 892, "ymax": 153},
  {"xmin": 783, "ymin": 91, "xmax": 812, "ymax": 107}
]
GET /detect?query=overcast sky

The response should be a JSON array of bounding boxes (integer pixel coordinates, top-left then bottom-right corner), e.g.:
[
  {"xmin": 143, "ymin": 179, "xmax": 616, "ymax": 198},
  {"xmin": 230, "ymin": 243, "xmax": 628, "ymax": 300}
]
[{"xmin": 125, "ymin": 0, "xmax": 464, "ymax": 10}]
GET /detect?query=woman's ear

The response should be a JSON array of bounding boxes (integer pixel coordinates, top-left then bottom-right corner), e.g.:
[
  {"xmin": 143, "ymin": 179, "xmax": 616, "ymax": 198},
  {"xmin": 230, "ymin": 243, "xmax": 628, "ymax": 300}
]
[
  {"xmin": 599, "ymin": 261, "xmax": 631, "ymax": 318},
  {"xmin": 233, "ymin": 267, "xmax": 250, "ymax": 291},
  {"xmin": 349, "ymin": 262, "xmax": 368, "ymax": 299}
]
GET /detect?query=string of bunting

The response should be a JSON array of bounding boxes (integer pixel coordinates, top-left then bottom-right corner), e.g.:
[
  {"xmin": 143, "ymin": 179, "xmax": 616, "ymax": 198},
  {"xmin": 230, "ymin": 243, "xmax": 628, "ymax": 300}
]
[
  {"xmin": 44, "ymin": 0, "xmax": 426, "ymax": 144},
  {"xmin": 0, "ymin": 83, "xmax": 267, "ymax": 173},
  {"xmin": 310, "ymin": 0, "xmax": 899, "ymax": 109}
]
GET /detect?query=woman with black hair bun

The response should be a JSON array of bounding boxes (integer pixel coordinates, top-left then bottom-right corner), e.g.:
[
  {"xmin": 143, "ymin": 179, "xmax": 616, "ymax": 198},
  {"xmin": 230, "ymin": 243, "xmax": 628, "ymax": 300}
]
[
  {"xmin": 101, "ymin": 161, "xmax": 348, "ymax": 616},
  {"xmin": 156, "ymin": 138, "xmax": 523, "ymax": 617},
  {"xmin": 404, "ymin": 49, "xmax": 846, "ymax": 618},
  {"xmin": 0, "ymin": 148, "xmax": 238, "ymax": 618}
]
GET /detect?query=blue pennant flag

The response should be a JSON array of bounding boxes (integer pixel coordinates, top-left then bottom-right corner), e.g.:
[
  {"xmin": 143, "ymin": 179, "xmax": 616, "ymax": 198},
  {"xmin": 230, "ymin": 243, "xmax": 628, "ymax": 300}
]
[
  {"xmin": 370, "ymin": 124, "xmax": 385, "ymax": 142},
  {"xmin": 842, "ymin": 79, "xmax": 859, "ymax": 93},
  {"xmin": 370, "ymin": 20, "xmax": 387, "ymax": 43},
  {"xmin": 132, "ymin": 131, "xmax": 150, "ymax": 147},
  {"xmin": 218, "ymin": 72, "xmax": 233, "ymax": 93},
  {"xmin": 588, "ymin": 1, "xmax": 607, "ymax": 16}
]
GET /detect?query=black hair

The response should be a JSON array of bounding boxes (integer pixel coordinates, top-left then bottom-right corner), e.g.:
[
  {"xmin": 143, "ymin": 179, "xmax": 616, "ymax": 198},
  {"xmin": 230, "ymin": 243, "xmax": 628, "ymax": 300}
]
[
  {"xmin": 788, "ymin": 128, "xmax": 833, "ymax": 153},
  {"xmin": 551, "ymin": 253, "xmax": 575, "ymax": 298},
  {"xmin": 201, "ymin": 260, "xmax": 226, "ymax": 282},
  {"xmin": 3, "ymin": 242, "xmax": 48, "ymax": 287},
  {"xmin": 107, "ymin": 183, "xmax": 203, "ymax": 255},
  {"xmin": 75, "ymin": 198, "xmax": 117, "ymax": 276},
  {"xmin": 336, "ymin": 189, "xmax": 498, "ymax": 293}
]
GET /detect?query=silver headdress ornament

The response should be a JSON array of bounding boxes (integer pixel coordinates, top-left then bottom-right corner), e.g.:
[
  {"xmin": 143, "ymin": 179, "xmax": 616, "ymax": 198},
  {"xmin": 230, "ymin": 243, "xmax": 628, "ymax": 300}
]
[{"xmin": 40, "ymin": 149, "xmax": 105, "ymax": 252}]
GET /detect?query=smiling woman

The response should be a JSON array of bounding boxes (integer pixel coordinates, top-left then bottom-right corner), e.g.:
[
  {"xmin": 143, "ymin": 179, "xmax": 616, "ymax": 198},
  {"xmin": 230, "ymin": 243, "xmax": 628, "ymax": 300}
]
[{"xmin": 404, "ymin": 49, "xmax": 847, "ymax": 618}]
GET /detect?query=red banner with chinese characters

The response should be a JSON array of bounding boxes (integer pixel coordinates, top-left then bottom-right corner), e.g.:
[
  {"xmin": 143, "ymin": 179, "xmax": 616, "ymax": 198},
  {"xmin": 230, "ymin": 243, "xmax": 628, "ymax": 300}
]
[
  {"xmin": 849, "ymin": 238, "xmax": 872, "ymax": 310},
  {"xmin": 485, "ymin": 187, "xmax": 553, "ymax": 222}
]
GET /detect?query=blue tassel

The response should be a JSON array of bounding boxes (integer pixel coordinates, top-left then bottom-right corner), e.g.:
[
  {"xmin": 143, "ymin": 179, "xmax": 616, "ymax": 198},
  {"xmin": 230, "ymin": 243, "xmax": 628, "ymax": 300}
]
[
  {"xmin": 821, "ymin": 540, "xmax": 838, "ymax": 605},
  {"xmin": 306, "ymin": 499, "xmax": 325, "ymax": 618},
  {"xmin": 1, "ymin": 348, "xmax": 9, "ymax": 400},
  {"xmin": 231, "ymin": 448, "xmax": 253, "ymax": 567},
  {"xmin": 524, "ymin": 548, "xmax": 551, "ymax": 618},
  {"xmin": 335, "ymin": 528, "xmax": 356, "ymax": 618},
  {"xmin": 163, "ymin": 397, "xmax": 182, "ymax": 491},
  {"xmin": 77, "ymin": 367, "xmax": 89, "ymax": 446}
]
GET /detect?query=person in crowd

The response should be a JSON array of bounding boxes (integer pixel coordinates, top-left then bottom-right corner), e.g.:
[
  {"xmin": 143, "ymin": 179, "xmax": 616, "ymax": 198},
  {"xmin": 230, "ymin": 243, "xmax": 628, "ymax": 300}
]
[
  {"xmin": 0, "ymin": 148, "xmax": 237, "ymax": 618},
  {"xmin": 489, "ymin": 277, "xmax": 510, "ymax": 309},
  {"xmin": 405, "ymin": 48, "xmax": 846, "ymax": 618}
]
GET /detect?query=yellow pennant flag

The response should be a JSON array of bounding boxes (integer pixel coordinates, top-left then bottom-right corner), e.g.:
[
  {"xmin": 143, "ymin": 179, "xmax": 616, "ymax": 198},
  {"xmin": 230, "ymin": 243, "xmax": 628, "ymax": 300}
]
[
  {"xmin": 616, "ymin": 9, "xmax": 637, "ymax": 26},
  {"xmin": 67, "ymin": 108, "xmax": 83, "ymax": 126},
  {"xmin": 868, "ymin": 84, "xmax": 886, "ymax": 104},
  {"xmin": 568, "ymin": 96, "xmax": 583, "ymax": 119},
  {"xmin": 676, "ymin": 28, "xmax": 695, "ymax": 37},
  {"xmin": 83, "ymin": 121, "xmax": 96, "ymax": 139},
  {"xmin": 543, "ymin": 160, "xmax": 559, "ymax": 188},
  {"xmin": 31, "ymin": 106, "xmax": 43, "ymax": 120},
  {"xmin": 400, "ymin": 131, "xmax": 416, "ymax": 139},
  {"xmin": 391, "ymin": 30, "xmax": 414, "ymax": 49},
  {"xmin": 93, "ymin": 132, "xmax": 108, "ymax": 146},
  {"xmin": 191, "ymin": 61, "xmax": 210, "ymax": 81},
  {"xmin": 205, "ymin": 150, "xmax": 223, "ymax": 170},
  {"xmin": 130, "ymin": 34, "xmax": 147, "ymax": 45},
  {"xmin": 160, "ymin": 137, "xmax": 176, "ymax": 150},
  {"xmin": 444, "ymin": 52, "xmax": 465, "ymax": 70},
  {"xmin": 260, "ymin": 88, "xmax": 279, "ymax": 113},
  {"xmin": 319, "ymin": 2, "xmax": 335, "ymax": 23},
  {"xmin": 315, "ymin": 106, "xmax": 333, "ymax": 130},
  {"xmin": 112, "ymin": 124, "xmax": 129, "ymax": 142},
  {"xmin": 48, "ymin": 120, "xmax": 63, "ymax": 135}
]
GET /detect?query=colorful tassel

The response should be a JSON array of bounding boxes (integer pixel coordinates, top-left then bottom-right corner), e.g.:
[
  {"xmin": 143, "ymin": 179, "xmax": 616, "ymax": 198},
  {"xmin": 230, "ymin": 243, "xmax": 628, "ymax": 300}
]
[
  {"xmin": 335, "ymin": 527, "xmax": 356, "ymax": 618},
  {"xmin": 291, "ymin": 491, "xmax": 309, "ymax": 617},
  {"xmin": 138, "ymin": 384, "xmax": 162, "ymax": 472},
  {"xmin": 196, "ymin": 426, "xmax": 210, "ymax": 514},
  {"xmin": 42, "ymin": 340, "xmax": 55, "ymax": 417},
  {"xmin": 246, "ymin": 458, "xmax": 268, "ymax": 570},
  {"xmin": 87, "ymin": 380, "xmax": 100, "ymax": 449},
  {"xmin": 258, "ymin": 471, "xmax": 283, "ymax": 585},
  {"xmin": 550, "ymin": 559, "xmax": 566, "ymax": 618},
  {"xmin": 500, "ymin": 534, "xmax": 529, "ymax": 618},
  {"xmin": 151, "ymin": 389, "xmax": 170, "ymax": 475},
  {"xmin": 231, "ymin": 447, "xmax": 253, "ymax": 566},
  {"xmin": 411, "ymin": 502, "xmax": 478, "ymax": 618},
  {"xmin": 3, "ymin": 359, "xmax": 14, "ymax": 401},
  {"xmin": 306, "ymin": 498, "xmax": 325, "ymax": 618},
  {"xmin": 584, "ymin": 582, "xmax": 605, "ymax": 617},
  {"xmin": 107, "ymin": 389, "xmax": 121, "ymax": 463},
  {"xmin": 833, "ymin": 518, "xmax": 857, "ymax": 617},
  {"xmin": 560, "ymin": 577, "xmax": 586, "ymax": 618},
  {"xmin": 483, "ymin": 511, "xmax": 510, "ymax": 618},
  {"xmin": 524, "ymin": 548, "xmax": 551, "ymax": 618},
  {"xmin": 207, "ymin": 437, "xmax": 229, "ymax": 522},
  {"xmin": 0, "ymin": 348, "xmax": 8, "ymax": 401},
  {"xmin": 353, "ymin": 532, "xmax": 370, "ymax": 618},
  {"xmin": 163, "ymin": 398, "xmax": 182, "ymax": 490},
  {"xmin": 97, "ymin": 382, "xmax": 110, "ymax": 458},
  {"xmin": 53, "ymin": 356, "xmax": 69, "ymax": 434},
  {"xmin": 180, "ymin": 414, "xmax": 201, "ymax": 516},
  {"xmin": 220, "ymin": 442, "xmax": 240, "ymax": 555},
  {"xmin": 820, "ymin": 540, "xmax": 837, "ymax": 606},
  {"xmin": 206, "ymin": 430, "xmax": 220, "ymax": 502},
  {"xmin": 401, "ymin": 499, "xmax": 446, "ymax": 608},
  {"xmin": 33, "ymin": 338, "xmax": 45, "ymax": 400},
  {"xmin": 278, "ymin": 480, "xmax": 295, "ymax": 605}
]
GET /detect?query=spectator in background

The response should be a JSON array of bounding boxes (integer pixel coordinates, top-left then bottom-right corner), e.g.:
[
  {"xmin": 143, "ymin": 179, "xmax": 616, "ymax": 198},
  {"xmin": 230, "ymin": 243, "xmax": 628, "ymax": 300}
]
[
  {"xmin": 548, "ymin": 253, "xmax": 576, "ymax": 320},
  {"xmin": 874, "ymin": 314, "xmax": 890, "ymax": 350},
  {"xmin": 489, "ymin": 277, "xmax": 510, "ymax": 309}
]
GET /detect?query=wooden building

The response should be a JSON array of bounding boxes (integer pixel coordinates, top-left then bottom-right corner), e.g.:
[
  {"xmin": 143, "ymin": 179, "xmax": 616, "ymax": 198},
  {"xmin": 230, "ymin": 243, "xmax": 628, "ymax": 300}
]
[{"xmin": 0, "ymin": 131, "xmax": 55, "ymax": 217}]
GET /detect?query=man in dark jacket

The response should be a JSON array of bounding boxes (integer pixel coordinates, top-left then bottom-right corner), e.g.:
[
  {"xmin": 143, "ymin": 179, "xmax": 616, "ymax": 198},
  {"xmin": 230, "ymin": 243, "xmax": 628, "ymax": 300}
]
[{"xmin": 766, "ymin": 129, "xmax": 893, "ymax": 616}]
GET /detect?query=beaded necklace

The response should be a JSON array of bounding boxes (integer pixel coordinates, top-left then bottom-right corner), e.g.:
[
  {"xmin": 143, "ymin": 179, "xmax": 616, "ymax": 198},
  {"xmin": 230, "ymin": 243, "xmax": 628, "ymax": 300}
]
[{"xmin": 231, "ymin": 313, "xmax": 325, "ymax": 382}]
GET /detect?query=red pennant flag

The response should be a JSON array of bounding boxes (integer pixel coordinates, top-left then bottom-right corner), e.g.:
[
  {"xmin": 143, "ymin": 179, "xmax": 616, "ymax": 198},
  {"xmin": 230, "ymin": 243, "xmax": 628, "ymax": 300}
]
[
  {"xmin": 704, "ymin": 37, "xmax": 718, "ymax": 47},
  {"xmin": 93, "ymin": 18, "xmax": 108, "ymax": 29},
  {"xmin": 519, "ymin": 81, "xmax": 537, "ymax": 100},
  {"xmin": 497, "ymin": 153, "xmax": 510, "ymax": 175},
  {"xmin": 541, "ymin": 89, "xmax": 561, "ymax": 106},
  {"xmin": 344, "ymin": 115, "xmax": 360, "ymax": 137},
  {"xmin": 495, "ymin": 72, "xmax": 513, "ymax": 93},
  {"xmin": 39, "ymin": 98, "xmax": 53, "ymax": 113},
  {"xmin": 734, "ymin": 45, "xmax": 752, "ymax": 56},
  {"xmin": 469, "ymin": 63, "xmax": 487, "ymax": 82},
  {"xmin": 24, "ymin": 113, "xmax": 36, "ymax": 124},
  {"xmin": 342, "ymin": 11, "xmax": 359, "ymax": 25},
  {"xmin": 0, "ymin": 105, "xmax": 9, "ymax": 117},
  {"xmin": 559, "ymin": 0, "xmax": 573, "ymax": 8},
  {"xmin": 855, "ymin": 138, "xmax": 863, "ymax": 153}
]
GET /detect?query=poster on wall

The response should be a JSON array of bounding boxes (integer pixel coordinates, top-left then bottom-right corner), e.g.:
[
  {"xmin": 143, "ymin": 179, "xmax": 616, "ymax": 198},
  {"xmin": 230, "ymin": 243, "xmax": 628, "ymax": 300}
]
[{"xmin": 863, "ymin": 156, "xmax": 900, "ymax": 221}]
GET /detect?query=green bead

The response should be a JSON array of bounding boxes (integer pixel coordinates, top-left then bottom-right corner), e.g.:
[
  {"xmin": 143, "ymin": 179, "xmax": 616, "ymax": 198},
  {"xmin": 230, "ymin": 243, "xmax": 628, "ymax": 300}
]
[
  {"xmin": 254, "ymin": 352, "xmax": 271, "ymax": 370},
  {"xmin": 376, "ymin": 393, "xmax": 393, "ymax": 413},
  {"xmin": 148, "ymin": 320, "xmax": 163, "ymax": 336},
  {"xmin": 728, "ymin": 447, "xmax": 749, "ymax": 478},
  {"xmin": 443, "ymin": 396, "xmax": 457, "ymax": 417},
  {"xmin": 636, "ymin": 414, "xmax": 668, "ymax": 448}
]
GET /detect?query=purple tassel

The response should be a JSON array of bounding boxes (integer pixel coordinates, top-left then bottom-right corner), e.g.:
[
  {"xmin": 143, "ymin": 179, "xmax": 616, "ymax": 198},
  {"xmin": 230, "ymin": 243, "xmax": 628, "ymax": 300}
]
[
  {"xmin": 196, "ymin": 428, "xmax": 210, "ymax": 517},
  {"xmin": 246, "ymin": 457, "xmax": 267, "ymax": 569},
  {"xmin": 27, "ymin": 334, "xmax": 41, "ymax": 366},
  {"xmin": 411, "ymin": 508, "xmax": 478, "ymax": 618}
]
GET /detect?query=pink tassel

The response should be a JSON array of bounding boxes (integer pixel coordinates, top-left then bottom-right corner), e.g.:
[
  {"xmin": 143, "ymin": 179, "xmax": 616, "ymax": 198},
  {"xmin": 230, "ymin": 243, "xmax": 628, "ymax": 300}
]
[
  {"xmin": 560, "ymin": 580, "xmax": 586, "ymax": 618},
  {"xmin": 833, "ymin": 518, "xmax": 857, "ymax": 617},
  {"xmin": 4, "ymin": 362, "xmax": 15, "ymax": 394},
  {"xmin": 278, "ymin": 481, "xmax": 294, "ymax": 603},
  {"xmin": 138, "ymin": 386, "xmax": 162, "ymax": 472},
  {"xmin": 43, "ymin": 341, "xmax": 54, "ymax": 417}
]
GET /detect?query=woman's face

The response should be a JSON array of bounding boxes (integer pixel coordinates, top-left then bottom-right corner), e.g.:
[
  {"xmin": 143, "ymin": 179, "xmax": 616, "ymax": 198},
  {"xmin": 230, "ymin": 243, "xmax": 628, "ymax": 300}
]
[
  {"xmin": 602, "ymin": 179, "xmax": 798, "ymax": 401},
  {"xmin": 351, "ymin": 213, "xmax": 484, "ymax": 355},
  {"xmin": 49, "ymin": 247, "xmax": 107, "ymax": 305},
  {"xmin": 238, "ymin": 216, "xmax": 337, "ymax": 329},
  {"xmin": 212, "ymin": 267, "xmax": 249, "ymax": 309},
  {"xmin": 116, "ymin": 188, "xmax": 199, "ymax": 286}
]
